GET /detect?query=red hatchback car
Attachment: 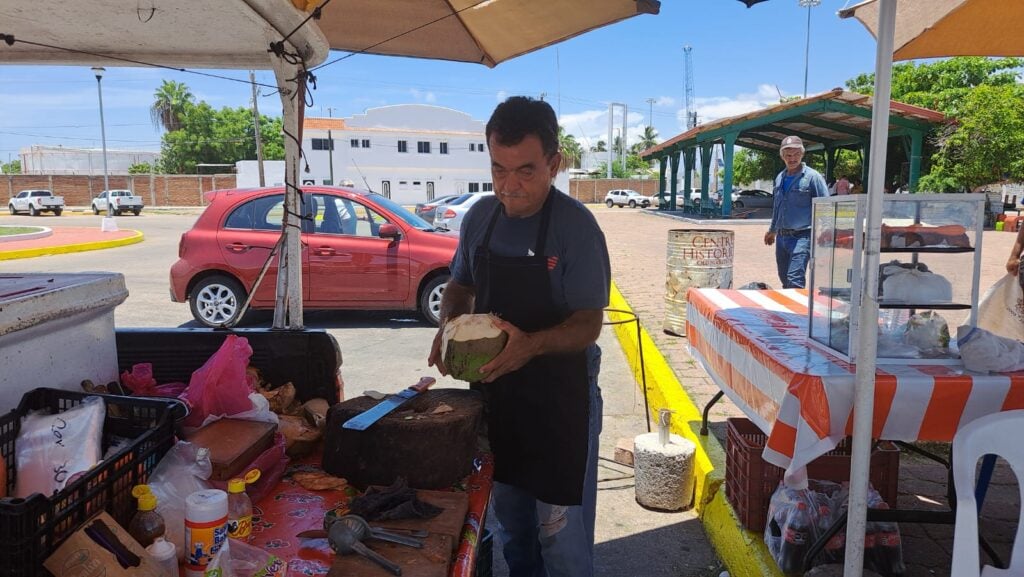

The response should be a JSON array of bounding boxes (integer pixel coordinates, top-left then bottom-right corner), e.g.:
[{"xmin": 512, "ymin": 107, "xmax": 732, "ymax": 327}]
[{"xmin": 170, "ymin": 186, "xmax": 458, "ymax": 327}]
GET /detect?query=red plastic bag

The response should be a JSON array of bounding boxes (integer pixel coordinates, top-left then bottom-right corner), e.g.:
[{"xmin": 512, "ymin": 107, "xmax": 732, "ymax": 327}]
[
  {"xmin": 121, "ymin": 363, "xmax": 188, "ymax": 398},
  {"xmin": 207, "ymin": 433, "xmax": 288, "ymax": 504},
  {"xmin": 180, "ymin": 335, "xmax": 255, "ymax": 428}
]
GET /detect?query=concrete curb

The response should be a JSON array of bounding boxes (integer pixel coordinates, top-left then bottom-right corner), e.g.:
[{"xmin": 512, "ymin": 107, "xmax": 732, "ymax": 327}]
[
  {"xmin": 0, "ymin": 226, "xmax": 52, "ymax": 243},
  {"xmin": 0, "ymin": 230, "xmax": 144, "ymax": 260},
  {"xmin": 607, "ymin": 282, "xmax": 783, "ymax": 577}
]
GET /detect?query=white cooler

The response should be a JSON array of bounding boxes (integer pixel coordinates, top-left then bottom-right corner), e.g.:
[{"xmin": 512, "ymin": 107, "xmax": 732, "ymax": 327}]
[{"xmin": 0, "ymin": 273, "xmax": 128, "ymax": 413}]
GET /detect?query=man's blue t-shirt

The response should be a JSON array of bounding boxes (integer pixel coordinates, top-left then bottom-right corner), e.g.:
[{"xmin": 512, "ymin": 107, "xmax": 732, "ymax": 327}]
[
  {"xmin": 769, "ymin": 164, "xmax": 830, "ymax": 232},
  {"xmin": 451, "ymin": 189, "xmax": 611, "ymax": 314}
]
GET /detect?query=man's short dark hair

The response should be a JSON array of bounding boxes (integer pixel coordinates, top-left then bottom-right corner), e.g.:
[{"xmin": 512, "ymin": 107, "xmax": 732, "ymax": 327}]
[{"xmin": 485, "ymin": 96, "xmax": 559, "ymax": 157}]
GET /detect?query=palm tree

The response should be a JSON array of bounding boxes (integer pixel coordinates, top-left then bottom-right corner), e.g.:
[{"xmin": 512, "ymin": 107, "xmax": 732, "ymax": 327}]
[
  {"xmin": 590, "ymin": 140, "xmax": 607, "ymax": 153},
  {"xmin": 637, "ymin": 125, "xmax": 659, "ymax": 152},
  {"xmin": 151, "ymin": 80, "xmax": 194, "ymax": 132},
  {"xmin": 558, "ymin": 127, "xmax": 584, "ymax": 171}
]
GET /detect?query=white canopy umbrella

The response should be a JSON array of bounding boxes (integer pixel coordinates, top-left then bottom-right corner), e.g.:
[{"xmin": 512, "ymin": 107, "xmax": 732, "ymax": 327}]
[{"xmin": 836, "ymin": 0, "xmax": 1021, "ymax": 574}]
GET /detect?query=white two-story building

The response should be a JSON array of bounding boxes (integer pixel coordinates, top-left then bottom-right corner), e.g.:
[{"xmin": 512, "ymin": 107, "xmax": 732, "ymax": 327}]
[{"xmin": 300, "ymin": 104, "xmax": 494, "ymax": 205}]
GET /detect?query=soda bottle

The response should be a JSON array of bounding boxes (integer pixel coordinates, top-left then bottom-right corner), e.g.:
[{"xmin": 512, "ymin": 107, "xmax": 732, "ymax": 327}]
[
  {"xmin": 871, "ymin": 501, "xmax": 905, "ymax": 577},
  {"xmin": 226, "ymin": 469, "xmax": 260, "ymax": 541},
  {"xmin": 128, "ymin": 484, "xmax": 166, "ymax": 548},
  {"xmin": 779, "ymin": 501, "xmax": 811, "ymax": 575}
]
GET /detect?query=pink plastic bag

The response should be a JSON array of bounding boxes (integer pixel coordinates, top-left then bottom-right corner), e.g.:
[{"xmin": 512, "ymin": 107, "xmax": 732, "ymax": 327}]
[
  {"xmin": 180, "ymin": 335, "xmax": 255, "ymax": 428},
  {"xmin": 121, "ymin": 363, "xmax": 188, "ymax": 398},
  {"xmin": 207, "ymin": 433, "xmax": 288, "ymax": 504}
]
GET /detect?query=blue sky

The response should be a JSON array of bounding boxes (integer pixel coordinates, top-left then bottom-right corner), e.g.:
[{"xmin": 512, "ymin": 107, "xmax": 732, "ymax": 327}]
[{"xmin": 0, "ymin": 0, "xmax": 880, "ymax": 164}]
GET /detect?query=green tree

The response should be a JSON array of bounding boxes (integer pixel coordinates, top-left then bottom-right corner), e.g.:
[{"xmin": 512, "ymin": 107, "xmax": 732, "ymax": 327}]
[
  {"xmin": 592, "ymin": 154, "xmax": 652, "ymax": 179},
  {"xmin": 634, "ymin": 125, "xmax": 659, "ymax": 154},
  {"xmin": 590, "ymin": 140, "xmax": 606, "ymax": 153},
  {"xmin": 151, "ymin": 80, "xmax": 194, "ymax": 132},
  {"xmin": 731, "ymin": 149, "xmax": 777, "ymax": 185},
  {"xmin": 558, "ymin": 127, "xmax": 583, "ymax": 171},
  {"xmin": 128, "ymin": 162, "xmax": 154, "ymax": 174},
  {"xmin": 1, "ymin": 159, "xmax": 20, "ymax": 174}
]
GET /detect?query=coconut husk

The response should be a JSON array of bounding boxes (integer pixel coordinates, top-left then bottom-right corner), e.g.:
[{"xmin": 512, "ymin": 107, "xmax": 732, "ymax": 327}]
[{"xmin": 441, "ymin": 314, "xmax": 507, "ymax": 382}]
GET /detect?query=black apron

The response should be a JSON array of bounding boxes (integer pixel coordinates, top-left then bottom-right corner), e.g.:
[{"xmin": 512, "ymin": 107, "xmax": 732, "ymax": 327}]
[{"xmin": 471, "ymin": 192, "xmax": 590, "ymax": 506}]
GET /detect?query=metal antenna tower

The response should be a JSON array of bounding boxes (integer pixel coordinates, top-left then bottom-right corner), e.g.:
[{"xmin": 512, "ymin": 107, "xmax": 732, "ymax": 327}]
[{"xmin": 683, "ymin": 45, "xmax": 696, "ymax": 129}]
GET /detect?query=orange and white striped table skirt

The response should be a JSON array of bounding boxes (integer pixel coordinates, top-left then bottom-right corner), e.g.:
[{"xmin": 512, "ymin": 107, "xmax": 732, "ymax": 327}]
[{"xmin": 686, "ymin": 287, "xmax": 1024, "ymax": 487}]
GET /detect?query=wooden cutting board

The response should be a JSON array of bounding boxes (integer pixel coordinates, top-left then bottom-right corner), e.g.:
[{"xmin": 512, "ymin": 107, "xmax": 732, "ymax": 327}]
[
  {"xmin": 326, "ymin": 533, "xmax": 452, "ymax": 577},
  {"xmin": 183, "ymin": 418, "xmax": 276, "ymax": 480}
]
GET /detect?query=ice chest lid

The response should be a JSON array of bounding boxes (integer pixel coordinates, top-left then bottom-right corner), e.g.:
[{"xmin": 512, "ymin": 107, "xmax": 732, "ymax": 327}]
[{"xmin": 0, "ymin": 273, "xmax": 128, "ymax": 335}]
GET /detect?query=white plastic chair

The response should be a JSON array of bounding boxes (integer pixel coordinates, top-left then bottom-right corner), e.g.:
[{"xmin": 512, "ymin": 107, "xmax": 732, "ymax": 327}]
[{"xmin": 951, "ymin": 410, "xmax": 1024, "ymax": 576}]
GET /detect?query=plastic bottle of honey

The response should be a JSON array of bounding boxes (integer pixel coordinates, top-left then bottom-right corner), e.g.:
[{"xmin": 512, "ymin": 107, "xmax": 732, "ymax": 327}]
[
  {"xmin": 128, "ymin": 484, "xmax": 166, "ymax": 548},
  {"xmin": 226, "ymin": 469, "xmax": 260, "ymax": 541}
]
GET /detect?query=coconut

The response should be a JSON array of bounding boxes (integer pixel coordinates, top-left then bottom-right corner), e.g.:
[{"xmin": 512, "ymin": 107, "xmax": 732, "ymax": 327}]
[{"xmin": 442, "ymin": 314, "xmax": 508, "ymax": 382}]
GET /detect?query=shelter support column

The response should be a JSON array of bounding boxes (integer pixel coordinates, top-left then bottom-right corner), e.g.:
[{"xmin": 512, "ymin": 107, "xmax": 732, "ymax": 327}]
[
  {"xmin": 908, "ymin": 130, "xmax": 923, "ymax": 192},
  {"xmin": 825, "ymin": 147, "xmax": 837, "ymax": 183},
  {"xmin": 270, "ymin": 54, "xmax": 305, "ymax": 330},
  {"xmin": 658, "ymin": 157, "xmax": 667, "ymax": 209},
  {"xmin": 860, "ymin": 140, "xmax": 870, "ymax": 191},
  {"xmin": 721, "ymin": 132, "xmax": 737, "ymax": 216},
  {"xmin": 683, "ymin": 148, "xmax": 694, "ymax": 207},
  {"xmin": 669, "ymin": 150, "xmax": 680, "ymax": 209},
  {"xmin": 700, "ymin": 143, "xmax": 712, "ymax": 203}
]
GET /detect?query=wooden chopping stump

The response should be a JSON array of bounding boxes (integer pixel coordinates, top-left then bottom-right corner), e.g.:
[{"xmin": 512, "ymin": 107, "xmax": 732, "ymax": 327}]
[{"xmin": 323, "ymin": 389, "xmax": 483, "ymax": 489}]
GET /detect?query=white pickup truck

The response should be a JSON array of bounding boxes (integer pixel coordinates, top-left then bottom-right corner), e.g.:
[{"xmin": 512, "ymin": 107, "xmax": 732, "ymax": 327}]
[
  {"xmin": 8, "ymin": 189, "xmax": 64, "ymax": 216},
  {"xmin": 92, "ymin": 189, "xmax": 144, "ymax": 216}
]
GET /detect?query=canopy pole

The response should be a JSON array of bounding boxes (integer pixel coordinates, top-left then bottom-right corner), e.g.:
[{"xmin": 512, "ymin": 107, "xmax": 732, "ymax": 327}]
[
  {"xmin": 271, "ymin": 52, "xmax": 306, "ymax": 330},
  {"xmin": 845, "ymin": 0, "xmax": 896, "ymax": 575}
]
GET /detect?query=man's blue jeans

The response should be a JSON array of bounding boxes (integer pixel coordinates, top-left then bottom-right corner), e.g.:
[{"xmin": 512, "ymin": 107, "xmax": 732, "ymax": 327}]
[
  {"xmin": 491, "ymin": 348, "xmax": 603, "ymax": 577},
  {"xmin": 775, "ymin": 231, "xmax": 812, "ymax": 289}
]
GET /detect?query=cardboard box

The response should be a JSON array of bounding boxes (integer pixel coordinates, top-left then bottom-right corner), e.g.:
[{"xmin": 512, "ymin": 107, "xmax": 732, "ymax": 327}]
[{"xmin": 44, "ymin": 512, "xmax": 164, "ymax": 577}]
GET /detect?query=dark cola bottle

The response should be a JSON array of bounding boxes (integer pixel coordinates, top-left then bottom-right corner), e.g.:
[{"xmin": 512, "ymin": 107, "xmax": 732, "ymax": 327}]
[
  {"xmin": 779, "ymin": 501, "xmax": 812, "ymax": 574},
  {"xmin": 874, "ymin": 515, "xmax": 905, "ymax": 576}
]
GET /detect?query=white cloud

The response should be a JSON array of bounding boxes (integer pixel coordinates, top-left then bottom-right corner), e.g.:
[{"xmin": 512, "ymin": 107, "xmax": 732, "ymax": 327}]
[
  {"xmin": 496, "ymin": 90, "xmax": 508, "ymax": 102},
  {"xmin": 690, "ymin": 84, "xmax": 780, "ymax": 125},
  {"xmin": 559, "ymin": 109, "xmax": 654, "ymax": 153},
  {"xmin": 655, "ymin": 96, "xmax": 677, "ymax": 107},
  {"xmin": 408, "ymin": 88, "xmax": 437, "ymax": 103}
]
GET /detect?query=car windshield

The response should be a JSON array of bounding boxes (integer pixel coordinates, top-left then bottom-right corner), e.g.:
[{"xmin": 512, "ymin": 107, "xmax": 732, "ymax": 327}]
[{"xmin": 366, "ymin": 193, "xmax": 433, "ymax": 228}]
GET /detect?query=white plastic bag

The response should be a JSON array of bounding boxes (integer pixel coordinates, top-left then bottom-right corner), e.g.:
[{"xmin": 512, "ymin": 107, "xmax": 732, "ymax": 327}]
[
  {"xmin": 881, "ymin": 266, "xmax": 952, "ymax": 303},
  {"xmin": 148, "ymin": 441, "xmax": 213, "ymax": 559},
  {"xmin": 957, "ymin": 325, "xmax": 1024, "ymax": 373},
  {"xmin": 977, "ymin": 275, "xmax": 1024, "ymax": 340},
  {"xmin": 15, "ymin": 396, "xmax": 105, "ymax": 498}
]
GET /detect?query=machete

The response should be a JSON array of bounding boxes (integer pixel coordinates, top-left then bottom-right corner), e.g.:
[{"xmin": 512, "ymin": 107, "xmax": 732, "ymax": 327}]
[{"xmin": 341, "ymin": 377, "xmax": 435, "ymax": 430}]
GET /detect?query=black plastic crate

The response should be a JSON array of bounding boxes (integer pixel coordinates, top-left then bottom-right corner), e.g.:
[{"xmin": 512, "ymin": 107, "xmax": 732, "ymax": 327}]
[{"xmin": 0, "ymin": 388, "xmax": 178, "ymax": 576}]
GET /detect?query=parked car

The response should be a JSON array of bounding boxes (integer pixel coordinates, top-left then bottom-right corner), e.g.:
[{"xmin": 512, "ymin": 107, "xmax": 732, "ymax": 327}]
[
  {"xmin": 413, "ymin": 194, "xmax": 460, "ymax": 222},
  {"xmin": 732, "ymin": 189, "xmax": 774, "ymax": 209},
  {"xmin": 92, "ymin": 189, "xmax": 144, "ymax": 215},
  {"xmin": 604, "ymin": 189, "xmax": 650, "ymax": 208},
  {"xmin": 434, "ymin": 192, "xmax": 494, "ymax": 232},
  {"xmin": 170, "ymin": 186, "xmax": 458, "ymax": 328},
  {"xmin": 8, "ymin": 189, "xmax": 64, "ymax": 216}
]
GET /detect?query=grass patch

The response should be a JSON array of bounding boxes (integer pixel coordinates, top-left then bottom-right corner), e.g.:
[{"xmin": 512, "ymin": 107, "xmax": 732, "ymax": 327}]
[{"xmin": 0, "ymin": 226, "xmax": 42, "ymax": 236}]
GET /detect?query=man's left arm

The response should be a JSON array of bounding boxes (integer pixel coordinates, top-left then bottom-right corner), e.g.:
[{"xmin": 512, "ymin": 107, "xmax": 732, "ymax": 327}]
[{"xmin": 479, "ymin": 309, "xmax": 603, "ymax": 383}]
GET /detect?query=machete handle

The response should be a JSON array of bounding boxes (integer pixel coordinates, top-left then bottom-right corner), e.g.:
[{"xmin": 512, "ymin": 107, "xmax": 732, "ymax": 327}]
[{"xmin": 410, "ymin": 376, "xmax": 435, "ymax": 393}]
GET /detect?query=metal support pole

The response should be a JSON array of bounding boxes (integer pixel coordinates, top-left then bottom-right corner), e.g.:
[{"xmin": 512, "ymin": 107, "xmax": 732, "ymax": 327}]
[{"xmin": 92, "ymin": 67, "xmax": 112, "ymax": 220}]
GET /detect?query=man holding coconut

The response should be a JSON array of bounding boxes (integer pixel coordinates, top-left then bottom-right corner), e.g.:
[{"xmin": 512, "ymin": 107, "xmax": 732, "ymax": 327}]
[{"xmin": 428, "ymin": 96, "xmax": 610, "ymax": 577}]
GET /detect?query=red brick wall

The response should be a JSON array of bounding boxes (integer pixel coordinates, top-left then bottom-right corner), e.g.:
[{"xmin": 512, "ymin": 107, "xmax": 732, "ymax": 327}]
[
  {"xmin": 567, "ymin": 179, "xmax": 661, "ymax": 203},
  {"xmin": 3, "ymin": 174, "xmax": 237, "ymax": 207}
]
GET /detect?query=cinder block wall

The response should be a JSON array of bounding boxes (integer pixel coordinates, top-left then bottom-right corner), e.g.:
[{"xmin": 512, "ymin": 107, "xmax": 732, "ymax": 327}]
[
  {"xmin": 3, "ymin": 174, "xmax": 237, "ymax": 207},
  {"xmin": 567, "ymin": 179, "xmax": 661, "ymax": 203}
]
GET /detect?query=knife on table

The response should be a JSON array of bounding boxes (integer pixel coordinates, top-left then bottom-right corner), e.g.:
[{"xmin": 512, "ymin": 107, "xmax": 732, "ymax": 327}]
[{"xmin": 342, "ymin": 377, "xmax": 435, "ymax": 430}]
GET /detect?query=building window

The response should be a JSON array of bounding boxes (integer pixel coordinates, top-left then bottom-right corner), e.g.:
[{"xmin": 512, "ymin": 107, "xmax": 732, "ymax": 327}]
[
  {"xmin": 439, "ymin": 142, "xmax": 448, "ymax": 155},
  {"xmin": 469, "ymin": 143, "xmax": 475, "ymax": 152},
  {"xmin": 478, "ymin": 143, "xmax": 485, "ymax": 151},
  {"xmin": 312, "ymin": 138, "xmax": 334, "ymax": 151},
  {"xmin": 413, "ymin": 181, "xmax": 421, "ymax": 186},
  {"xmin": 468, "ymin": 182, "xmax": 480, "ymax": 193},
  {"xmin": 417, "ymin": 141, "xmax": 431, "ymax": 154},
  {"xmin": 361, "ymin": 139, "xmax": 371, "ymax": 148},
  {"xmin": 482, "ymin": 182, "xmax": 493, "ymax": 192},
  {"xmin": 397, "ymin": 140, "xmax": 408, "ymax": 153},
  {"xmin": 350, "ymin": 139, "xmax": 359, "ymax": 148}
]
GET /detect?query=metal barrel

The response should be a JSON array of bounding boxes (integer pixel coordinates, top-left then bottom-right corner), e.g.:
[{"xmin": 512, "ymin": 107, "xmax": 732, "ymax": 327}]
[{"xmin": 663, "ymin": 229, "xmax": 735, "ymax": 336}]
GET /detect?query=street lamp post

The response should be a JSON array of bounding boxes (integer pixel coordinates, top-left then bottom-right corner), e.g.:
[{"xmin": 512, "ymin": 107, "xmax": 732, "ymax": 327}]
[
  {"xmin": 799, "ymin": 0, "xmax": 821, "ymax": 99},
  {"xmin": 91, "ymin": 66, "xmax": 114, "ymax": 227}
]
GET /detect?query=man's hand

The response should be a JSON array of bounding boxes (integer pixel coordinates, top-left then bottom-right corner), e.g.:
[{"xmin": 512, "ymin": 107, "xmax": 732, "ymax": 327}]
[
  {"xmin": 764, "ymin": 231, "xmax": 776, "ymax": 246},
  {"xmin": 427, "ymin": 327, "xmax": 448, "ymax": 376},
  {"xmin": 1007, "ymin": 257, "xmax": 1020, "ymax": 276},
  {"xmin": 477, "ymin": 317, "xmax": 540, "ymax": 383}
]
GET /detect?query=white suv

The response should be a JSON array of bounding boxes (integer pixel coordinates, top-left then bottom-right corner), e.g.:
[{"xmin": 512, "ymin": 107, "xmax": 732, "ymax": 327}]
[{"xmin": 604, "ymin": 189, "xmax": 650, "ymax": 208}]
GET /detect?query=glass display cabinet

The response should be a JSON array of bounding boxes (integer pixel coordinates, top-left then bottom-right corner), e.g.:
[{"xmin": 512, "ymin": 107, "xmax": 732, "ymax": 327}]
[{"xmin": 808, "ymin": 193, "xmax": 986, "ymax": 364}]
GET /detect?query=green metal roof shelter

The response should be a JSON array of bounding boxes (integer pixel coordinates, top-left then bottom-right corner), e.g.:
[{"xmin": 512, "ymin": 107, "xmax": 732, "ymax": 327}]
[{"xmin": 640, "ymin": 89, "xmax": 945, "ymax": 217}]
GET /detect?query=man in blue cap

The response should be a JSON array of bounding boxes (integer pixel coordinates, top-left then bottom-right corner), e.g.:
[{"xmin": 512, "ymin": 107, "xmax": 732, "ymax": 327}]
[{"xmin": 764, "ymin": 135, "xmax": 830, "ymax": 288}]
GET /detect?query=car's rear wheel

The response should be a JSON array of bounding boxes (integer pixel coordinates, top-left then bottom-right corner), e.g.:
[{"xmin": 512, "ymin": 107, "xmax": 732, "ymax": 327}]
[
  {"xmin": 733, "ymin": 201, "xmax": 744, "ymax": 209},
  {"xmin": 419, "ymin": 274, "xmax": 448, "ymax": 326},
  {"xmin": 628, "ymin": 200, "xmax": 637, "ymax": 208},
  {"xmin": 8, "ymin": 205, "xmax": 15, "ymax": 215},
  {"xmin": 28, "ymin": 205, "xmax": 38, "ymax": 216},
  {"xmin": 605, "ymin": 199, "xmax": 614, "ymax": 208},
  {"xmin": 53, "ymin": 209, "xmax": 62, "ymax": 216},
  {"xmin": 190, "ymin": 275, "xmax": 247, "ymax": 328},
  {"xmin": 133, "ymin": 208, "xmax": 141, "ymax": 216}
]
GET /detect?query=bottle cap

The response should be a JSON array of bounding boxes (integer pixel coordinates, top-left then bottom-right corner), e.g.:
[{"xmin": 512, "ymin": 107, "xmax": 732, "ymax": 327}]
[
  {"xmin": 244, "ymin": 468, "xmax": 261, "ymax": 484},
  {"xmin": 146, "ymin": 536, "xmax": 176, "ymax": 560},
  {"xmin": 228, "ymin": 478, "xmax": 246, "ymax": 493},
  {"xmin": 138, "ymin": 493, "xmax": 158, "ymax": 511},
  {"xmin": 131, "ymin": 485, "xmax": 151, "ymax": 499}
]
